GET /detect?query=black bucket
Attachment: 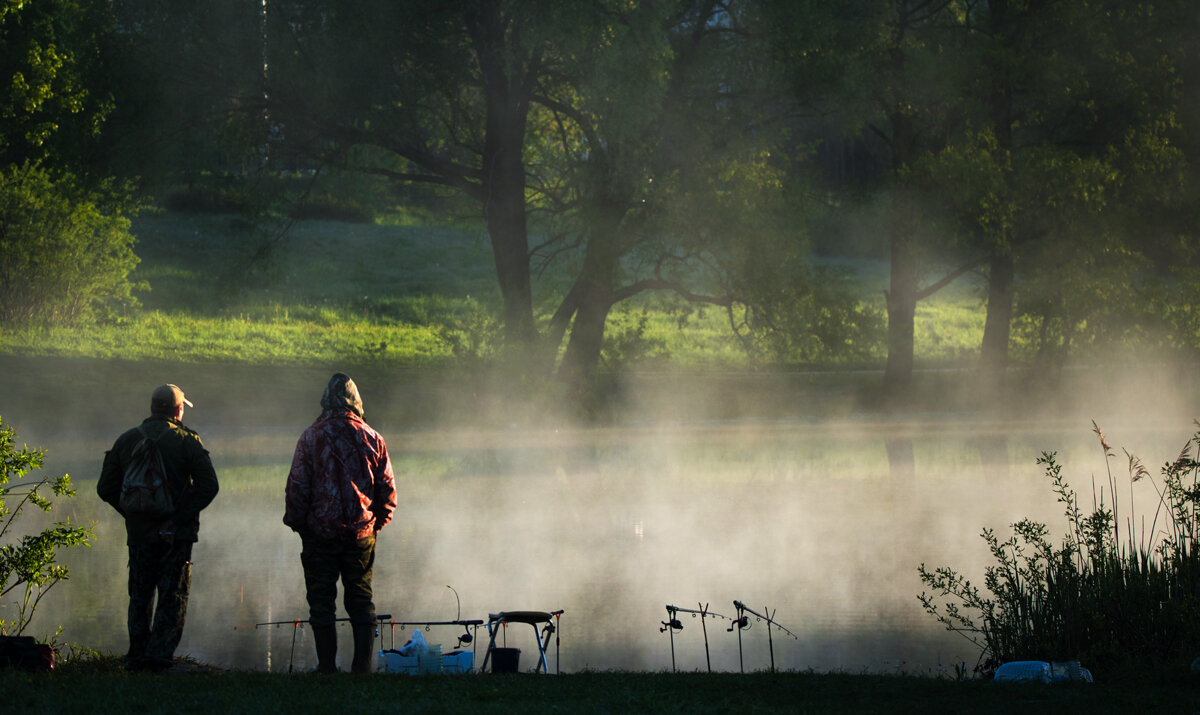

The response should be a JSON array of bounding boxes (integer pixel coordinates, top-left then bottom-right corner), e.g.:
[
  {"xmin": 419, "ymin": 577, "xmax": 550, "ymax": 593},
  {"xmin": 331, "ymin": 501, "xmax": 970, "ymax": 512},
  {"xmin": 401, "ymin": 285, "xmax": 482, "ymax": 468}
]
[{"xmin": 491, "ymin": 647, "xmax": 521, "ymax": 674}]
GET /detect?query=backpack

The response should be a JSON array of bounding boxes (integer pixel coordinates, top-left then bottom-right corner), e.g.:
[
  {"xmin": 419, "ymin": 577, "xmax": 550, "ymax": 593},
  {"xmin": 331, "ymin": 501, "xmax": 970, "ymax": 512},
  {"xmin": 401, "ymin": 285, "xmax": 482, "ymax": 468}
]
[
  {"xmin": 0, "ymin": 636, "xmax": 54, "ymax": 672},
  {"xmin": 118, "ymin": 425, "xmax": 175, "ymax": 518}
]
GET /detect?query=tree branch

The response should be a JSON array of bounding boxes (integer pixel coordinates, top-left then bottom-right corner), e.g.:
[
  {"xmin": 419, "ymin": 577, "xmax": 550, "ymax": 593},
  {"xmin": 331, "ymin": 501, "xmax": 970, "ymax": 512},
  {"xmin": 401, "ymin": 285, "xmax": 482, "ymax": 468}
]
[
  {"xmin": 915, "ymin": 255, "xmax": 989, "ymax": 301},
  {"xmin": 612, "ymin": 277, "xmax": 732, "ymax": 306}
]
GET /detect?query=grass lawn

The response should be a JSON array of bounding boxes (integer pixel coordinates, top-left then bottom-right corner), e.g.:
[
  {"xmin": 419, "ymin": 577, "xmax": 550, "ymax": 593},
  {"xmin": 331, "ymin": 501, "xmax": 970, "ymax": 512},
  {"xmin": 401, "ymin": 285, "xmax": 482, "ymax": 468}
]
[
  {"xmin": 0, "ymin": 212, "xmax": 990, "ymax": 371},
  {"xmin": 3, "ymin": 662, "xmax": 1198, "ymax": 714}
]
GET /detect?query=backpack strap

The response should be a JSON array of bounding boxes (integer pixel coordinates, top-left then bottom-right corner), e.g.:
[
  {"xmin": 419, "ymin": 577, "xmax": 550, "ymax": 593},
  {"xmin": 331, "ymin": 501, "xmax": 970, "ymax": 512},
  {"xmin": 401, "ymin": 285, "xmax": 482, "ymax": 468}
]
[{"xmin": 136, "ymin": 423, "xmax": 170, "ymax": 443}]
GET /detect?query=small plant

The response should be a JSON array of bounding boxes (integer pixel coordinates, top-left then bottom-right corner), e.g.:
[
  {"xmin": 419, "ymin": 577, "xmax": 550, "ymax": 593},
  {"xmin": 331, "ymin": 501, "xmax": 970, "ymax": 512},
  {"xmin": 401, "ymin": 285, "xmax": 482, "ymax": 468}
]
[
  {"xmin": 0, "ymin": 416, "xmax": 94, "ymax": 637},
  {"xmin": 918, "ymin": 421, "xmax": 1200, "ymax": 676}
]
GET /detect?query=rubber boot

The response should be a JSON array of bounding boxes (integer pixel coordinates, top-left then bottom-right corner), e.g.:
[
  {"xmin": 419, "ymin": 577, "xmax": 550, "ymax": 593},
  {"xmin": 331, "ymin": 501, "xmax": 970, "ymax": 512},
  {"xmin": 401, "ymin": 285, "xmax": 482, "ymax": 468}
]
[
  {"xmin": 312, "ymin": 625, "xmax": 338, "ymax": 673},
  {"xmin": 351, "ymin": 623, "xmax": 375, "ymax": 674}
]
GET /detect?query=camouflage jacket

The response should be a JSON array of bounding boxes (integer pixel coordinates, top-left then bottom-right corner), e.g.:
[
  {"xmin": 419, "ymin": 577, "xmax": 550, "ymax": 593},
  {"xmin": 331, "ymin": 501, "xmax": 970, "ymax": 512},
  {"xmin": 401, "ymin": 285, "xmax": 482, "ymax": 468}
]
[
  {"xmin": 283, "ymin": 410, "xmax": 397, "ymax": 540},
  {"xmin": 98, "ymin": 416, "xmax": 220, "ymax": 545}
]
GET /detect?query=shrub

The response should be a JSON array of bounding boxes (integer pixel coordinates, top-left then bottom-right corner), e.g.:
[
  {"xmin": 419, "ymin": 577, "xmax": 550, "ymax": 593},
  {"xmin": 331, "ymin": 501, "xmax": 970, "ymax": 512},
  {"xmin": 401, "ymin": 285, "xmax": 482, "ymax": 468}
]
[
  {"xmin": 163, "ymin": 185, "xmax": 250, "ymax": 214},
  {"xmin": 0, "ymin": 416, "xmax": 94, "ymax": 637},
  {"xmin": 289, "ymin": 194, "xmax": 374, "ymax": 223},
  {"xmin": 918, "ymin": 421, "xmax": 1200, "ymax": 676},
  {"xmin": 0, "ymin": 163, "xmax": 142, "ymax": 324}
]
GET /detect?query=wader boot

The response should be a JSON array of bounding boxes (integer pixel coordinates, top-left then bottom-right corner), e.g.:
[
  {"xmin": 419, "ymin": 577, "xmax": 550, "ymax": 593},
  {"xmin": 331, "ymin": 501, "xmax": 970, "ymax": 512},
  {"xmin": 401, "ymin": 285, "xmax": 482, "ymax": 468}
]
[
  {"xmin": 351, "ymin": 623, "xmax": 375, "ymax": 673},
  {"xmin": 312, "ymin": 625, "xmax": 338, "ymax": 673}
]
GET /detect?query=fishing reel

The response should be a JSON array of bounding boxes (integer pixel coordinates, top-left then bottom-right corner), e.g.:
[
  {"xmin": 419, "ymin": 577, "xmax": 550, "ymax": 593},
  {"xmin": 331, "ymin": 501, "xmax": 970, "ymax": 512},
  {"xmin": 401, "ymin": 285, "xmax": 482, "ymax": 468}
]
[
  {"xmin": 727, "ymin": 616, "xmax": 750, "ymax": 632},
  {"xmin": 659, "ymin": 618, "xmax": 684, "ymax": 633},
  {"xmin": 457, "ymin": 628, "xmax": 473, "ymax": 648}
]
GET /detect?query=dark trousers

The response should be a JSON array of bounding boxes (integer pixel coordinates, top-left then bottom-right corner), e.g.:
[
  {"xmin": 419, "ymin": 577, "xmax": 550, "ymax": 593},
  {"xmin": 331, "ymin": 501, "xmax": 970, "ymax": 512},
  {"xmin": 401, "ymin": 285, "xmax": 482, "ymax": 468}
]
[
  {"xmin": 301, "ymin": 534, "xmax": 376, "ymax": 626},
  {"xmin": 127, "ymin": 540, "xmax": 193, "ymax": 663}
]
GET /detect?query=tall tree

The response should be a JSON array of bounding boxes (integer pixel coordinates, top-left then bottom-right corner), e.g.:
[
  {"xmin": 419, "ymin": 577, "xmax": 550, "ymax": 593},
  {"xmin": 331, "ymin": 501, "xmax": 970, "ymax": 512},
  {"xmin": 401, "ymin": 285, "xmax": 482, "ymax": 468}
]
[
  {"xmin": 765, "ymin": 0, "xmax": 971, "ymax": 391},
  {"xmin": 264, "ymin": 0, "xmax": 792, "ymax": 387},
  {"xmin": 103, "ymin": 0, "xmax": 271, "ymax": 193},
  {"xmin": 532, "ymin": 0, "xmax": 785, "ymax": 385},
  {"xmin": 264, "ymin": 0, "xmax": 549, "ymax": 348},
  {"xmin": 920, "ymin": 0, "xmax": 1191, "ymax": 380}
]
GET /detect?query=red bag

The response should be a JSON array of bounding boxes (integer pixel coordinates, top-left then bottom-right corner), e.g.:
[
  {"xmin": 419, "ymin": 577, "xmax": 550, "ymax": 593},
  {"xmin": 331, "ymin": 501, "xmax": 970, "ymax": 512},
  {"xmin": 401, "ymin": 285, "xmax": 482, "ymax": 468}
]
[{"xmin": 0, "ymin": 636, "xmax": 55, "ymax": 672}]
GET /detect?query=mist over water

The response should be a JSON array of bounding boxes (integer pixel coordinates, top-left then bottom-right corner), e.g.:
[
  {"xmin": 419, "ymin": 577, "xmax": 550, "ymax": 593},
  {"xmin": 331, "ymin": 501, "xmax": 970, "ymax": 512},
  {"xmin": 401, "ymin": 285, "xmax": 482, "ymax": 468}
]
[{"xmin": 2, "ymin": 356, "xmax": 1197, "ymax": 673}]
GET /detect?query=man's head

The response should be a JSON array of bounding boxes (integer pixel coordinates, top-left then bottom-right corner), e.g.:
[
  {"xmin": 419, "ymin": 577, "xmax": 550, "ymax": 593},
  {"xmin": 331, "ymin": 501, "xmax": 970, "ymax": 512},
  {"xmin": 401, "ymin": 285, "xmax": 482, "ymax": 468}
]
[
  {"xmin": 320, "ymin": 373, "xmax": 363, "ymax": 417},
  {"xmin": 151, "ymin": 383, "xmax": 193, "ymax": 417}
]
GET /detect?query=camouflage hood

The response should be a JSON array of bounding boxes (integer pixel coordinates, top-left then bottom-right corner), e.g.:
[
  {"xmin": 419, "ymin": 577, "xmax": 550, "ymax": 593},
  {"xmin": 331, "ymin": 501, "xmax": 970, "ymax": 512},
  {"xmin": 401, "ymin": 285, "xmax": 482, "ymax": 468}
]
[{"xmin": 320, "ymin": 373, "xmax": 364, "ymax": 417}]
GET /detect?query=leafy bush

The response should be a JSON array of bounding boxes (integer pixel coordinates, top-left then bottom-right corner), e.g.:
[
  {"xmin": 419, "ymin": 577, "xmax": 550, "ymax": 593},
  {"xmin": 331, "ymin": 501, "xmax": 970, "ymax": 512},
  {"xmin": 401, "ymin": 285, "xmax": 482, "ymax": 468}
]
[
  {"xmin": 0, "ymin": 163, "xmax": 142, "ymax": 324},
  {"xmin": 919, "ymin": 422, "xmax": 1200, "ymax": 676},
  {"xmin": 735, "ymin": 254, "xmax": 886, "ymax": 366},
  {"xmin": 289, "ymin": 194, "xmax": 375, "ymax": 223},
  {"xmin": 163, "ymin": 185, "xmax": 251, "ymax": 214},
  {"xmin": 0, "ymin": 415, "xmax": 93, "ymax": 637}
]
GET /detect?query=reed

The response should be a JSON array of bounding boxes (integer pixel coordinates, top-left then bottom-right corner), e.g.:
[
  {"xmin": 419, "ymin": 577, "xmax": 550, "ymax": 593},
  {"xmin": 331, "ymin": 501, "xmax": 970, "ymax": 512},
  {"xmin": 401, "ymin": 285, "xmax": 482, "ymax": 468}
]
[{"xmin": 918, "ymin": 422, "xmax": 1200, "ymax": 677}]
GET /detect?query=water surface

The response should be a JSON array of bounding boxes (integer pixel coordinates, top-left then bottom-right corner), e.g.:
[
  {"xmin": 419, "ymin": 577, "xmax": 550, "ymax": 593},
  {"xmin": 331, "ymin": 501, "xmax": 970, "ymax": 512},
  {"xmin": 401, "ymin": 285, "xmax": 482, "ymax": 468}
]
[{"xmin": 3, "ymin": 357, "xmax": 1195, "ymax": 673}]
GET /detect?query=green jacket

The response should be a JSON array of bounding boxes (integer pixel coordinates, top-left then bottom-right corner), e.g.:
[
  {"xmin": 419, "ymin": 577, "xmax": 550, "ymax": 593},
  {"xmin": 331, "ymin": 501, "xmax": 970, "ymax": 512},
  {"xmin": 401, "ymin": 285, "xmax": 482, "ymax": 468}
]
[{"xmin": 97, "ymin": 415, "xmax": 220, "ymax": 545}]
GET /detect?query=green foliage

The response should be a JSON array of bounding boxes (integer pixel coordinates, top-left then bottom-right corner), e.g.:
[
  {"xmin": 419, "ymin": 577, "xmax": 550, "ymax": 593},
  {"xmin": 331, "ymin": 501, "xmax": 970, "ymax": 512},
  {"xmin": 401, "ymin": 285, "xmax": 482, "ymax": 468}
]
[
  {"xmin": 919, "ymin": 423, "xmax": 1200, "ymax": 676},
  {"xmin": 435, "ymin": 298, "xmax": 502, "ymax": 364},
  {"xmin": 163, "ymin": 185, "xmax": 252, "ymax": 215},
  {"xmin": 102, "ymin": 0, "xmax": 271, "ymax": 189},
  {"xmin": 0, "ymin": 0, "xmax": 117, "ymax": 171},
  {"xmin": 599, "ymin": 309, "xmax": 667, "ymax": 370},
  {"xmin": 734, "ymin": 250, "xmax": 886, "ymax": 367},
  {"xmin": 0, "ymin": 415, "xmax": 93, "ymax": 637},
  {"xmin": 0, "ymin": 163, "xmax": 142, "ymax": 324}
]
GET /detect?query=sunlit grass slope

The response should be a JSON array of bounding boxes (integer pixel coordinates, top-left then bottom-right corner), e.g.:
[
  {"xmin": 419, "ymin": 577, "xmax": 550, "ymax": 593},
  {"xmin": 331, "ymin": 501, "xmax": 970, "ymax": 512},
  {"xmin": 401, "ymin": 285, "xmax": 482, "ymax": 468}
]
[{"xmin": 0, "ymin": 212, "xmax": 988, "ymax": 369}]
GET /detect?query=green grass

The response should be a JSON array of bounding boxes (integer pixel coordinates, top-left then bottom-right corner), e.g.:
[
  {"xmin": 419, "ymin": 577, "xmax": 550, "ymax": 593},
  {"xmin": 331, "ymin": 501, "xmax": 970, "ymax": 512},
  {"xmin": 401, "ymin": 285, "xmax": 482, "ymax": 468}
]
[
  {"xmin": 5, "ymin": 659, "xmax": 1198, "ymax": 714},
  {"xmin": 0, "ymin": 212, "xmax": 995, "ymax": 370}
]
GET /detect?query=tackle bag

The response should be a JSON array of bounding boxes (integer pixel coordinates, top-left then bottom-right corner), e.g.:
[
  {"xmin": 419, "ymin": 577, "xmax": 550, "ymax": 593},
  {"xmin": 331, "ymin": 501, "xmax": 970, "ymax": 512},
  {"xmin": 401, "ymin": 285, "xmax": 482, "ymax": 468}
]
[
  {"xmin": 118, "ymin": 426, "xmax": 174, "ymax": 518},
  {"xmin": 0, "ymin": 636, "xmax": 54, "ymax": 672}
]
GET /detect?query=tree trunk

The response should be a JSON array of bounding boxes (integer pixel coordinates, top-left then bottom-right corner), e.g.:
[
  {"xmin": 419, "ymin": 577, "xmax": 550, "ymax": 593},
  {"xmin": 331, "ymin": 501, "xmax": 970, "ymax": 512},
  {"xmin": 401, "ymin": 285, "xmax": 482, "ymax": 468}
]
[
  {"xmin": 467, "ymin": 0, "xmax": 536, "ymax": 347},
  {"xmin": 482, "ymin": 162, "xmax": 535, "ymax": 346},
  {"xmin": 557, "ymin": 216, "xmax": 621, "ymax": 389},
  {"xmin": 979, "ymin": 250, "xmax": 1015, "ymax": 382},
  {"xmin": 883, "ymin": 97, "xmax": 918, "ymax": 394},
  {"xmin": 979, "ymin": 0, "xmax": 1016, "ymax": 390},
  {"xmin": 558, "ymin": 277, "xmax": 614, "ymax": 389},
  {"xmin": 884, "ymin": 228, "xmax": 917, "ymax": 392}
]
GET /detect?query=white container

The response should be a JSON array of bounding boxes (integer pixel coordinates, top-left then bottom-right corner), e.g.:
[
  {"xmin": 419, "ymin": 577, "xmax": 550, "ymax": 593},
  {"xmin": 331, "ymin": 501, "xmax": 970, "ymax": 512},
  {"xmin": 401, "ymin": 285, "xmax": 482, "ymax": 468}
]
[
  {"xmin": 379, "ymin": 644, "xmax": 443, "ymax": 675},
  {"xmin": 417, "ymin": 644, "xmax": 443, "ymax": 674},
  {"xmin": 441, "ymin": 650, "xmax": 474, "ymax": 674},
  {"xmin": 379, "ymin": 650, "xmax": 417, "ymax": 674}
]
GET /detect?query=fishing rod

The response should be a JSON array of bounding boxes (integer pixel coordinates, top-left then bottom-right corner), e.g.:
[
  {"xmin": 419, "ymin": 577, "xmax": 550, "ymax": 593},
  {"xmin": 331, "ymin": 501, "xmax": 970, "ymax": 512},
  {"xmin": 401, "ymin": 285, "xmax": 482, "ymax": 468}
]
[
  {"xmin": 382, "ymin": 585, "xmax": 484, "ymax": 655},
  {"xmin": 381, "ymin": 619, "xmax": 485, "ymax": 652},
  {"xmin": 238, "ymin": 613, "xmax": 395, "ymax": 628},
  {"xmin": 660, "ymin": 603, "xmax": 731, "ymax": 673},
  {"xmin": 234, "ymin": 614, "xmax": 394, "ymax": 673},
  {"xmin": 728, "ymin": 600, "xmax": 798, "ymax": 673}
]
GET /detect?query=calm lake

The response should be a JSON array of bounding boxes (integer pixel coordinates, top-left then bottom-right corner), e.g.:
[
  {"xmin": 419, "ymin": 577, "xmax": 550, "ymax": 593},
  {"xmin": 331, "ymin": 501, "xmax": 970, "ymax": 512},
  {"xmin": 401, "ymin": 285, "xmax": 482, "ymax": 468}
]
[{"xmin": 2, "ymin": 356, "xmax": 1196, "ymax": 673}]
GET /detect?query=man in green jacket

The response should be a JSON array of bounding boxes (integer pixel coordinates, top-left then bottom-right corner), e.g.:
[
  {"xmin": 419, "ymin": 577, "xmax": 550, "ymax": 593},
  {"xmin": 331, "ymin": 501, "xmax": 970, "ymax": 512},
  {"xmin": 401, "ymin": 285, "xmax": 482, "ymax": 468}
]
[{"xmin": 98, "ymin": 383, "xmax": 220, "ymax": 672}]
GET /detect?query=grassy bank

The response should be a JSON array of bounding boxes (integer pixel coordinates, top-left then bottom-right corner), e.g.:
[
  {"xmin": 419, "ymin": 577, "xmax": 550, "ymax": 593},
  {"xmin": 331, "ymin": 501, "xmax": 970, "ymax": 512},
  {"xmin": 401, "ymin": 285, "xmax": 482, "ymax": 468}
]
[
  {"xmin": 4, "ymin": 665, "xmax": 1199, "ymax": 714},
  {"xmin": 0, "ymin": 212, "xmax": 987, "ymax": 370}
]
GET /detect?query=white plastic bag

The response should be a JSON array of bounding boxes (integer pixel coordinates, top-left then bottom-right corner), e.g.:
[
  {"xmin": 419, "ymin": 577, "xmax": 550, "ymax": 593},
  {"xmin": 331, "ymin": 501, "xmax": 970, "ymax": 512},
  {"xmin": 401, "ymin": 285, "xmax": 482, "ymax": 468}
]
[
  {"xmin": 397, "ymin": 629, "xmax": 426, "ymax": 656},
  {"xmin": 993, "ymin": 660, "xmax": 1052, "ymax": 683}
]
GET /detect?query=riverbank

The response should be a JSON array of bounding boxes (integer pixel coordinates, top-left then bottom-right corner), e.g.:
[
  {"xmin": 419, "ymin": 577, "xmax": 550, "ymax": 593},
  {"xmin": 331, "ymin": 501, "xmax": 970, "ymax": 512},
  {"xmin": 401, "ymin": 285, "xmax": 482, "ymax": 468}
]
[{"xmin": 4, "ymin": 665, "xmax": 1199, "ymax": 714}]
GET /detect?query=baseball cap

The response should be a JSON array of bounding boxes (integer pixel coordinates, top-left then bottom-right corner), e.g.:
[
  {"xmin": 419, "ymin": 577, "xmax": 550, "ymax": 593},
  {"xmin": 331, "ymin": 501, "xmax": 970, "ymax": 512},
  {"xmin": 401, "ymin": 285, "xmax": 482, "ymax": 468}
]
[{"xmin": 151, "ymin": 383, "xmax": 193, "ymax": 413}]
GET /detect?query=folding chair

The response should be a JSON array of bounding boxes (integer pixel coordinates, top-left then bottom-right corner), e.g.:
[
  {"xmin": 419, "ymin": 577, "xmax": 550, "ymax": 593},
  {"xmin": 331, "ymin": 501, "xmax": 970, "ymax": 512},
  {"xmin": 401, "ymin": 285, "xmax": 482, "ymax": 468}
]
[{"xmin": 480, "ymin": 610, "xmax": 563, "ymax": 674}]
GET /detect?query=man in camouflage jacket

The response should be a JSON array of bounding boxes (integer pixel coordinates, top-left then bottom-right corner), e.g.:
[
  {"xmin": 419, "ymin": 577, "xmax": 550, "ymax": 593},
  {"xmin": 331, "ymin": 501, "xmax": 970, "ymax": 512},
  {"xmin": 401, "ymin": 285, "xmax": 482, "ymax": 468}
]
[
  {"xmin": 284, "ymin": 373, "xmax": 397, "ymax": 673},
  {"xmin": 98, "ymin": 383, "xmax": 220, "ymax": 672}
]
